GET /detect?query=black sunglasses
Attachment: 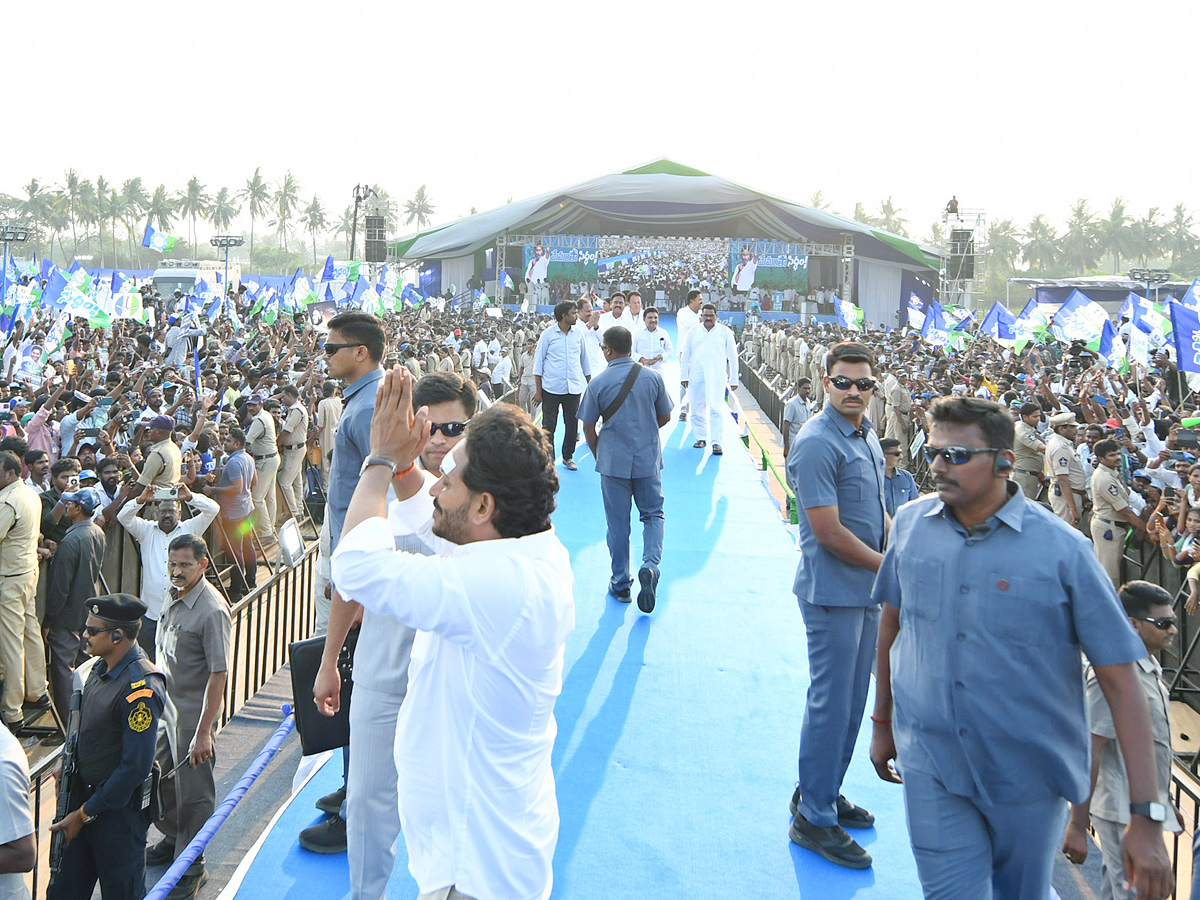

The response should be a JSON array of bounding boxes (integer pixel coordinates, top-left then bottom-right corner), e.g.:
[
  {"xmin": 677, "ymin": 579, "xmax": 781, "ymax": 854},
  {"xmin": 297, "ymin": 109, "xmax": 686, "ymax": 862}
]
[
  {"xmin": 923, "ymin": 446, "xmax": 1001, "ymax": 465},
  {"xmin": 83, "ymin": 625, "xmax": 115, "ymax": 637},
  {"xmin": 322, "ymin": 342, "xmax": 365, "ymax": 356},
  {"xmin": 429, "ymin": 422, "xmax": 468, "ymax": 438},
  {"xmin": 1134, "ymin": 615, "xmax": 1177, "ymax": 630},
  {"xmin": 829, "ymin": 375, "xmax": 876, "ymax": 392}
]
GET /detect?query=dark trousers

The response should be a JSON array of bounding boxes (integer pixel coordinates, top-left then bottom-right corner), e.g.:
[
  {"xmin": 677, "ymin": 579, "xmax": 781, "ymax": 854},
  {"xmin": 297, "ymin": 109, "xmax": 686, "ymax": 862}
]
[
  {"xmin": 541, "ymin": 391, "xmax": 581, "ymax": 462},
  {"xmin": 220, "ymin": 515, "xmax": 257, "ymax": 595},
  {"xmin": 47, "ymin": 627, "xmax": 85, "ymax": 725},
  {"xmin": 154, "ymin": 727, "xmax": 215, "ymax": 876},
  {"xmin": 48, "ymin": 793, "xmax": 150, "ymax": 900},
  {"xmin": 138, "ymin": 616, "xmax": 157, "ymax": 662}
]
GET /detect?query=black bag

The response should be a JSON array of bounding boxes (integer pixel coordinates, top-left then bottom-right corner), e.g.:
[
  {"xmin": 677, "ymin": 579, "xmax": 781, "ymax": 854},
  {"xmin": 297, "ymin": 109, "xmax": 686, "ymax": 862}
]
[{"xmin": 289, "ymin": 627, "xmax": 357, "ymax": 756}]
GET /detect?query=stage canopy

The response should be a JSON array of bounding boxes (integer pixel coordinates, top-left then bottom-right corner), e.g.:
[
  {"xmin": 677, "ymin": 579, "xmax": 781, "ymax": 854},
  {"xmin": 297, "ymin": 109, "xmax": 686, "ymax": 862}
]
[{"xmin": 388, "ymin": 159, "xmax": 940, "ymax": 273}]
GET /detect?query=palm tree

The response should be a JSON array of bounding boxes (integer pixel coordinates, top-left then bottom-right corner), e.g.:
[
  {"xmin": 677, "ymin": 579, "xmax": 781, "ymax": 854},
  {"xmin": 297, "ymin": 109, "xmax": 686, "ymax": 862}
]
[
  {"xmin": 177, "ymin": 177, "xmax": 211, "ymax": 252},
  {"xmin": 95, "ymin": 176, "xmax": 113, "ymax": 266},
  {"xmin": 60, "ymin": 170, "xmax": 84, "ymax": 258},
  {"xmin": 1096, "ymin": 198, "xmax": 1134, "ymax": 274},
  {"xmin": 76, "ymin": 179, "xmax": 98, "ymax": 259},
  {"xmin": 210, "ymin": 187, "xmax": 240, "ymax": 235},
  {"xmin": 809, "ymin": 190, "xmax": 832, "ymax": 211},
  {"xmin": 15, "ymin": 179, "xmax": 53, "ymax": 255},
  {"xmin": 986, "ymin": 218, "xmax": 1021, "ymax": 272},
  {"xmin": 925, "ymin": 221, "xmax": 946, "ymax": 247},
  {"xmin": 273, "ymin": 170, "xmax": 300, "ymax": 258},
  {"xmin": 121, "ymin": 178, "xmax": 149, "ymax": 265},
  {"xmin": 1131, "ymin": 207, "xmax": 1165, "ymax": 267},
  {"xmin": 144, "ymin": 185, "xmax": 176, "ymax": 233},
  {"xmin": 1167, "ymin": 204, "xmax": 1196, "ymax": 268},
  {"xmin": 877, "ymin": 197, "xmax": 908, "ymax": 236},
  {"xmin": 403, "ymin": 185, "xmax": 435, "ymax": 229},
  {"xmin": 1022, "ymin": 215, "xmax": 1058, "ymax": 274},
  {"xmin": 107, "ymin": 189, "xmax": 128, "ymax": 268},
  {"xmin": 238, "ymin": 168, "xmax": 271, "ymax": 266},
  {"xmin": 333, "ymin": 205, "xmax": 355, "ymax": 257},
  {"xmin": 852, "ymin": 202, "xmax": 877, "ymax": 227},
  {"xmin": 48, "ymin": 191, "xmax": 71, "ymax": 263},
  {"xmin": 301, "ymin": 196, "xmax": 327, "ymax": 269},
  {"xmin": 1059, "ymin": 199, "xmax": 1099, "ymax": 274}
]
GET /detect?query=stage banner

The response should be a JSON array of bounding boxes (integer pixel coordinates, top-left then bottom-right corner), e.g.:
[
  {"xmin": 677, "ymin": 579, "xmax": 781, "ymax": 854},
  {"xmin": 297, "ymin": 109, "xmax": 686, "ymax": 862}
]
[
  {"xmin": 729, "ymin": 240, "xmax": 809, "ymax": 293},
  {"xmin": 523, "ymin": 235, "xmax": 599, "ymax": 286},
  {"xmin": 597, "ymin": 237, "xmax": 729, "ymax": 289}
]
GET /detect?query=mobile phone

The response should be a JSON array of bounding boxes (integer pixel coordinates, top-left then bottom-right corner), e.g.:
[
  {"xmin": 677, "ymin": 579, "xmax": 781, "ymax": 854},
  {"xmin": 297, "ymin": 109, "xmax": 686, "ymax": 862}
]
[
  {"xmin": 1171, "ymin": 450, "xmax": 1192, "ymax": 461},
  {"xmin": 154, "ymin": 486, "xmax": 179, "ymax": 501},
  {"xmin": 97, "ymin": 397, "xmax": 114, "ymax": 407},
  {"xmin": 1166, "ymin": 486, "xmax": 1178, "ymax": 500},
  {"xmin": 80, "ymin": 428, "xmax": 101, "ymax": 438},
  {"xmin": 0, "ymin": 412, "xmax": 10, "ymax": 422}
]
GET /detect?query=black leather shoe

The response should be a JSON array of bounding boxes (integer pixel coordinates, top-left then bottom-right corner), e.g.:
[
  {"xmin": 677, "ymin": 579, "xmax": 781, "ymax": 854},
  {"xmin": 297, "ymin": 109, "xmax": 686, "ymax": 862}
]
[
  {"xmin": 611, "ymin": 587, "xmax": 631, "ymax": 603},
  {"xmin": 22, "ymin": 695, "xmax": 51, "ymax": 711},
  {"xmin": 712, "ymin": 444, "xmax": 723, "ymax": 455},
  {"xmin": 163, "ymin": 869, "xmax": 208, "ymax": 900},
  {"xmin": 316, "ymin": 787, "xmax": 345, "ymax": 815},
  {"xmin": 789, "ymin": 812, "xmax": 872, "ymax": 869},
  {"xmin": 637, "ymin": 568, "xmax": 657, "ymax": 613},
  {"xmin": 789, "ymin": 786, "xmax": 876, "ymax": 829},
  {"xmin": 299, "ymin": 814, "xmax": 347, "ymax": 853},
  {"xmin": 146, "ymin": 837, "xmax": 176, "ymax": 866}
]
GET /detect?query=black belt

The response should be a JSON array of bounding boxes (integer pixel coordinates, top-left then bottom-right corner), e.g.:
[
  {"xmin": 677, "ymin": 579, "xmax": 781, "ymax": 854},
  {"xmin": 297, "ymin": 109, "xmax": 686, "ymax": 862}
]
[
  {"xmin": 253, "ymin": 452, "xmax": 278, "ymax": 461},
  {"xmin": 1094, "ymin": 517, "xmax": 1124, "ymax": 527},
  {"xmin": 281, "ymin": 443, "xmax": 305, "ymax": 450},
  {"xmin": 1014, "ymin": 468, "xmax": 1041, "ymax": 476}
]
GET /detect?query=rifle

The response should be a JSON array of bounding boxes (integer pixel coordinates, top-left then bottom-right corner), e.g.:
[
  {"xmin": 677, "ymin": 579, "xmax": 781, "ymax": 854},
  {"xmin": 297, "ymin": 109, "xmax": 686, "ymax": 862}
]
[{"xmin": 47, "ymin": 683, "xmax": 83, "ymax": 890}]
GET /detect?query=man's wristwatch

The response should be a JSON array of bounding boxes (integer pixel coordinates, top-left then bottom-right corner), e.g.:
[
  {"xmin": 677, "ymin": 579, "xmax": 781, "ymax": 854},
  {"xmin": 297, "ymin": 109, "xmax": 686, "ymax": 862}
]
[
  {"xmin": 359, "ymin": 455, "xmax": 397, "ymax": 477},
  {"xmin": 1130, "ymin": 801, "xmax": 1168, "ymax": 822}
]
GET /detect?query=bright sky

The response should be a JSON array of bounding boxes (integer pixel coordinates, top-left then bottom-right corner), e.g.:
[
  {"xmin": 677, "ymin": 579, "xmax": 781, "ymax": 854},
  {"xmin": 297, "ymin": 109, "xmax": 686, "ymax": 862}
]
[{"xmin": 5, "ymin": 0, "xmax": 1198, "ymax": 246}]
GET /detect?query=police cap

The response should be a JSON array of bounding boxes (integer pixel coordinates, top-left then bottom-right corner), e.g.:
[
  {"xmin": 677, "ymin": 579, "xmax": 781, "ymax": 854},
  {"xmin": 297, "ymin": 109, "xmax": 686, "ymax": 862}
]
[{"xmin": 88, "ymin": 594, "xmax": 147, "ymax": 624}]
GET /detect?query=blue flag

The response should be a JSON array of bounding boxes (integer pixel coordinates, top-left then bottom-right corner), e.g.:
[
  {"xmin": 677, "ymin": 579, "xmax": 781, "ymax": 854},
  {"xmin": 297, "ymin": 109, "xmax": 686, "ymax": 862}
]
[
  {"xmin": 325, "ymin": 283, "xmax": 334, "ymax": 303},
  {"xmin": 193, "ymin": 345, "xmax": 202, "ymax": 395},
  {"xmin": 498, "ymin": 270, "xmax": 516, "ymax": 292},
  {"xmin": 1051, "ymin": 290, "xmax": 1109, "ymax": 344},
  {"xmin": 920, "ymin": 299, "xmax": 950, "ymax": 347},
  {"xmin": 979, "ymin": 301, "xmax": 1017, "ymax": 343},
  {"xmin": 1170, "ymin": 301, "xmax": 1200, "ymax": 374},
  {"xmin": 41, "ymin": 268, "xmax": 69, "ymax": 312},
  {"xmin": 1181, "ymin": 279, "xmax": 1200, "ymax": 312},
  {"xmin": 321, "ymin": 255, "xmax": 335, "ymax": 282},
  {"xmin": 347, "ymin": 277, "xmax": 368, "ymax": 309},
  {"xmin": 39, "ymin": 258, "xmax": 54, "ymax": 283}
]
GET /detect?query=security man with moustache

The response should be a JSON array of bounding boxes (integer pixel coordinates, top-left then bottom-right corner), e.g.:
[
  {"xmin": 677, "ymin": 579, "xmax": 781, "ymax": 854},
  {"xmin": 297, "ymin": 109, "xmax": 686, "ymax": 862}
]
[
  {"xmin": 1012, "ymin": 403, "xmax": 1046, "ymax": 502},
  {"xmin": 1090, "ymin": 439, "xmax": 1149, "ymax": 588},
  {"xmin": 48, "ymin": 594, "xmax": 164, "ymax": 900},
  {"xmin": 1046, "ymin": 412, "xmax": 1088, "ymax": 529}
]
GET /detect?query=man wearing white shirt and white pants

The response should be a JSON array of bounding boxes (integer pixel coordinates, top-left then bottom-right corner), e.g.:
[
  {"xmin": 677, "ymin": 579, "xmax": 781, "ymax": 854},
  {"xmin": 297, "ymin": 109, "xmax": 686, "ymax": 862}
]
[
  {"xmin": 680, "ymin": 303, "xmax": 739, "ymax": 455},
  {"xmin": 331, "ymin": 372, "xmax": 574, "ymax": 900},
  {"xmin": 676, "ymin": 289, "xmax": 703, "ymax": 420},
  {"xmin": 116, "ymin": 482, "xmax": 219, "ymax": 659}
]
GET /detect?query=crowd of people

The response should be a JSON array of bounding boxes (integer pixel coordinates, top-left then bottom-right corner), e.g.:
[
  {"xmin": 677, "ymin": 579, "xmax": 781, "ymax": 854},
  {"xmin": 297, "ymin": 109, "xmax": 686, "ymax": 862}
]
[{"xmin": 0, "ymin": 260, "xmax": 1187, "ymax": 900}]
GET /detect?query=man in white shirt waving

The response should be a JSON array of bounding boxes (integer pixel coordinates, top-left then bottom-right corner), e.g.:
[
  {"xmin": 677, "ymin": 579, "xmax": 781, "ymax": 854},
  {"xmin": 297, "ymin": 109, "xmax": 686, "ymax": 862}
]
[{"xmin": 331, "ymin": 370, "xmax": 574, "ymax": 900}]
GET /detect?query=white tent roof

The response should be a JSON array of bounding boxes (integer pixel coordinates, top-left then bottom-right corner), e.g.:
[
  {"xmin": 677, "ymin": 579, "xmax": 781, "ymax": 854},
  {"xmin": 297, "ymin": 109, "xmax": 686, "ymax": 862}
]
[{"xmin": 389, "ymin": 159, "xmax": 939, "ymax": 271}]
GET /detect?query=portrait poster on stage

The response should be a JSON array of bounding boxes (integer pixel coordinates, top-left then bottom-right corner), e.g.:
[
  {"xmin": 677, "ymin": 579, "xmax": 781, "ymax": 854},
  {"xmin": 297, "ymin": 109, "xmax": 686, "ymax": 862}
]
[
  {"xmin": 729, "ymin": 239, "xmax": 810, "ymax": 293},
  {"xmin": 522, "ymin": 235, "xmax": 599, "ymax": 286}
]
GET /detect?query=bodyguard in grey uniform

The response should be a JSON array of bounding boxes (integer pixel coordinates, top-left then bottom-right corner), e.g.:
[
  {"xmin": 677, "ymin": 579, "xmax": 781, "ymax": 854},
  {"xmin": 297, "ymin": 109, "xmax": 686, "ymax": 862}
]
[
  {"xmin": 312, "ymin": 372, "xmax": 476, "ymax": 900},
  {"xmin": 580, "ymin": 326, "xmax": 673, "ymax": 613},
  {"xmin": 870, "ymin": 396, "xmax": 1171, "ymax": 900},
  {"xmin": 787, "ymin": 342, "xmax": 886, "ymax": 869}
]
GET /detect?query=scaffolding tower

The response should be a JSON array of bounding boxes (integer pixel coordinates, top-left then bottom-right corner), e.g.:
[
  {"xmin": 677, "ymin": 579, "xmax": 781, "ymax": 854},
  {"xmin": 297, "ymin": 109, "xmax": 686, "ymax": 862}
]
[{"xmin": 939, "ymin": 207, "xmax": 987, "ymax": 311}]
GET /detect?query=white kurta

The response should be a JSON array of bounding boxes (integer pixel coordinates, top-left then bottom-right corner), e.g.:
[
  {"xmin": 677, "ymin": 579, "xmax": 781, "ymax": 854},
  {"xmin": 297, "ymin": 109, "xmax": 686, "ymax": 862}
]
[
  {"xmin": 331, "ymin": 497, "xmax": 575, "ymax": 900},
  {"xmin": 680, "ymin": 323, "xmax": 739, "ymax": 444}
]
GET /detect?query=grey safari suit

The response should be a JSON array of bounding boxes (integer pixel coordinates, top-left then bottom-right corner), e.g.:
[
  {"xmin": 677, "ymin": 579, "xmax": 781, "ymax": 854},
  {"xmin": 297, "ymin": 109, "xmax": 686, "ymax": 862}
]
[{"xmin": 579, "ymin": 356, "xmax": 673, "ymax": 595}]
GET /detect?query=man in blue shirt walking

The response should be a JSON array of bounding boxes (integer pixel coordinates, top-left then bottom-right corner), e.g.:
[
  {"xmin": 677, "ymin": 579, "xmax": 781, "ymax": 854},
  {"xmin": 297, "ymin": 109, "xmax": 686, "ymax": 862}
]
[
  {"xmin": 787, "ymin": 341, "xmax": 887, "ymax": 869},
  {"xmin": 870, "ymin": 396, "xmax": 1171, "ymax": 900},
  {"xmin": 580, "ymin": 326, "xmax": 673, "ymax": 612}
]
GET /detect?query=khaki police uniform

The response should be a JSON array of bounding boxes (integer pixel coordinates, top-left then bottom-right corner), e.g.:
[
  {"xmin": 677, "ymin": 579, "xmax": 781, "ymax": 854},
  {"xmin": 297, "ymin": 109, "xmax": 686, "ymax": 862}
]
[
  {"xmin": 1013, "ymin": 421, "xmax": 1045, "ymax": 502},
  {"xmin": 136, "ymin": 438, "xmax": 181, "ymax": 491},
  {"xmin": 276, "ymin": 402, "xmax": 310, "ymax": 521},
  {"xmin": 0, "ymin": 478, "xmax": 44, "ymax": 723},
  {"xmin": 1046, "ymin": 431, "xmax": 1088, "ymax": 529},
  {"xmin": 246, "ymin": 409, "xmax": 279, "ymax": 538},
  {"xmin": 1090, "ymin": 464, "xmax": 1131, "ymax": 588}
]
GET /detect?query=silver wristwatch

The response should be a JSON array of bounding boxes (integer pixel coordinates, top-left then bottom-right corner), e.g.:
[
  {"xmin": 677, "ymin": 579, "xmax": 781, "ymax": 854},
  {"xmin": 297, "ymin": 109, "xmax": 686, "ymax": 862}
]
[{"xmin": 358, "ymin": 455, "xmax": 397, "ymax": 477}]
